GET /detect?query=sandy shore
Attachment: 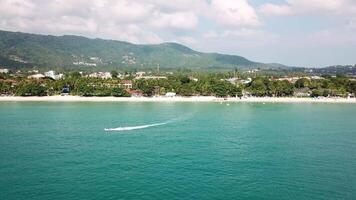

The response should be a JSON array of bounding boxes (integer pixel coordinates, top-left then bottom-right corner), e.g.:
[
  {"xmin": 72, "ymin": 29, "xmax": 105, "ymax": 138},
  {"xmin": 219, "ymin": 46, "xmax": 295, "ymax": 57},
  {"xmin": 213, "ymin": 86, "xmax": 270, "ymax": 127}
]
[{"xmin": 1, "ymin": 96, "xmax": 356, "ymax": 103}]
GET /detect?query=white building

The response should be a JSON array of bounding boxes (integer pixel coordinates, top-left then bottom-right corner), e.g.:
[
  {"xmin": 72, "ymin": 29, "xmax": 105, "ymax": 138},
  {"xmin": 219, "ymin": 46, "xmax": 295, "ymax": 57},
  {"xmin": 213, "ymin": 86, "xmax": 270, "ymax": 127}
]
[
  {"xmin": 241, "ymin": 78, "xmax": 252, "ymax": 84},
  {"xmin": 189, "ymin": 76, "xmax": 199, "ymax": 82},
  {"xmin": 88, "ymin": 73, "xmax": 99, "ymax": 78},
  {"xmin": 56, "ymin": 74, "xmax": 64, "ymax": 80},
  {"xmin": 121, "ymin": 80, "xmax": 133, "ymax": 89},
  {"xmin": 28, "ymin": 70, "xmax": 39, "ymax": 73},
  {"xmin": 134, "ymin": 76, "xmax": 167, "ymax": 80},
  {"xmin": 45, "ymin": 71, "xmax": 56, "ymax": 79},
  {"xmin": 73, "ymin": 61, "xmax": 97, "ymax": 66},
  {"xmin": 276, "ymin": 77, "xmax": 300, "ymax": 83},
  {"xmin": 135, "ymin": 71, "xmax": 146, "ymax": 78},
  {"xmin": 310, "ymin": 76, "xmax": 324, "ymax": 80},
  {"xmin": 28, "ymin": 74, "xmax": 45, "ymax": 79},
  {"xmin": 44, "ymin": 70, "xmax": 64, "ymax": 80},
  {"xmin": 224, "ymin": 77, "xmax": 239, "ymax": 85},
  {"xmin": 101, "ymin": 72, "xmax": 112, "ymax": 79},
  {"xmin": 165, "ymin": 92, "xmax": 176, "ymax": 97},
  {"xmin": 88, "ymin": 72, "xmax": 112, "ymax": 79},
  {"xmin": 0, "ymin": 68, "xmax": 9, "ymax": 73}
]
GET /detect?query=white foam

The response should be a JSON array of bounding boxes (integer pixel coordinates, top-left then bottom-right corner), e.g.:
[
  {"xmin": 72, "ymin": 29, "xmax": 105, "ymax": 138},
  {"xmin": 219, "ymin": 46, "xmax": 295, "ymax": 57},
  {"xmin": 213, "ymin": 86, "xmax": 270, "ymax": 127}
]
[{"xmin": 104, "ymin": 122, "xmax": 167, "ymax": 132}]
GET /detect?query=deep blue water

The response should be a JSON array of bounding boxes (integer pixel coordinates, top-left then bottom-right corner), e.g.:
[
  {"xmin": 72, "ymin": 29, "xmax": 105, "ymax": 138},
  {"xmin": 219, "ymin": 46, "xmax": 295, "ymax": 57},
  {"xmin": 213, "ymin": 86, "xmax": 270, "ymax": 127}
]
[{"xmin": 0, "ymin": 102, "xmax": 356, "ymax": 200}]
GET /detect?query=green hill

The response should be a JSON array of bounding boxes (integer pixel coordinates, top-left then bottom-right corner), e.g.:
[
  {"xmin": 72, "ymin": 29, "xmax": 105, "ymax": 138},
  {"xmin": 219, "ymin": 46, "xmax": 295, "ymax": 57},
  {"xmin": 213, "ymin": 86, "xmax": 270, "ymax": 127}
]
[{"xmin": 0, "ymin": 30, "xmax": 286, "ymax": 71}]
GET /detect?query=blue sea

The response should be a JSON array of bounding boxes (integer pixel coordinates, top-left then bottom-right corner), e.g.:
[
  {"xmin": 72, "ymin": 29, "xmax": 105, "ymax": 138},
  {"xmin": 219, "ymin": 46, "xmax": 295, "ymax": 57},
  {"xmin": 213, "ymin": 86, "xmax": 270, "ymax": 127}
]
[{"xmin": 1, "ymin": 102, "xmax": 356, "ymax": 200}]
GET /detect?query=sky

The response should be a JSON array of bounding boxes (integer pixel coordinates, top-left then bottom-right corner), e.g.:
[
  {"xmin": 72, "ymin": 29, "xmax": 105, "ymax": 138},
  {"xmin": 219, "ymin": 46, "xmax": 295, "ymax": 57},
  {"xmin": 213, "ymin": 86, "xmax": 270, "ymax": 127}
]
[{"xmin": 0, "ymin": 0, "xmax": 356, "ymax": 67}]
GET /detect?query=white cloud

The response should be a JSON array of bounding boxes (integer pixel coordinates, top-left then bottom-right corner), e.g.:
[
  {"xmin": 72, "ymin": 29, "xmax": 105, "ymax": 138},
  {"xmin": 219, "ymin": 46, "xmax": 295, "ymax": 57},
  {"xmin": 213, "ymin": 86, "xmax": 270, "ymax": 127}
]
[
  {"xmin": 102, "ymin": 0, "xmax": 154, "ymax": 23},
  {"xmin": 149, "ymin": 11, "xmax": 198, "ymax": 30},
  {"xmin": 0, "ymin": 0, "xmax": 197, "ymax": 43},
  {"xmin": 177, "ymin": 36, "xmax": 198, "ymax": 46},
  {"xmin": 305, "ymin": 28, "xmax": 356, "ymax": 47},
  {"xmin": 259, "ymin": 4, "xmax": 293, "ymax": 16},
  {"xmin": 346, "ymin": 18, "xmax": 356, "ymax": 30},
  {"xmin": 210, "ymin": 0, "xmax": 260, "ymax": 27},
  {"xmin": 259, "ymin": 0, "xmax": 355, "ymax": 16},
  {"xmin": 203, "ymin": 30, "xmax": 219, "ymax": 39},
  {"xmin": 0, "ymin": 0, "xmax": 35, "ymax": 18},
  {"xmin": 223, "ymin": 29, "xmax": 265, "ymax": 38},
  {"xmin": 150, "ymin": 0, "xmax": 208, "ymax": 12},
  {"xmin": 0, "ymin": 0, "xmax": 262, "ymax": 44}
]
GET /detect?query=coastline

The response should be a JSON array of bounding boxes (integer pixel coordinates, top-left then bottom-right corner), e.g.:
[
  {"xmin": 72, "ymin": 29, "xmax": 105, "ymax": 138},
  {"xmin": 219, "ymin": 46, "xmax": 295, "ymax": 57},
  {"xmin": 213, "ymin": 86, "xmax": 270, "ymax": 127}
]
[{"xmin": 1, "ymin": 96, "xmax": 356, "ymax": 103}]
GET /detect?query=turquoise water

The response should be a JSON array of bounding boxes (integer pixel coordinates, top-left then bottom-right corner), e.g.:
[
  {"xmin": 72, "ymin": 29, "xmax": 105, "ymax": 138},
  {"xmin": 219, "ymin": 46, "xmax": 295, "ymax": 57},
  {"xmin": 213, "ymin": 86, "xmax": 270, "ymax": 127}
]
[{"xmin": 0, "ymin": 102, "xmax": 356, "ymax": 200}]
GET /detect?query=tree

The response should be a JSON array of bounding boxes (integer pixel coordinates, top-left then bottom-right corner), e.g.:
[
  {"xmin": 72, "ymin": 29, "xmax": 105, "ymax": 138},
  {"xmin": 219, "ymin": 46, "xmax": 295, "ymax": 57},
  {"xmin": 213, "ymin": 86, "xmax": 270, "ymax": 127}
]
[
  {"xmin": 275, "ymin": 81, "xmax": 294, "ymax": 97},
  {"xmin": 0, "ymin": 82, "xmax": 12, "ymax": 95},
  {"xmin": 111, "ymin": 70, "xmax": 118, "ymax": 78},
  {"xmin": 179, "ymin": 84, "xmax": 194, "ymax": 96},
  {"xmin": 311, "ymin": 89, "xmax": 323, "ymax": 97},
  {"xmin": 235, "ymin": 87, "xmax": 243, "ymax": 98},
  {"xmin": 249, "ymin": 78, "xmax": 267, "ymax": 97},
  {"xmin": 179, "ymin": 76, "xmax": 190, "ymax": 84},
  {"xmin": 69, "ymin": 71, "xmax": 81, "ymax": 79},
  {"xmin": 212, "ymin": 81, "xmax": 227, "ymax": 97},
  {"xmin": 212, "ymin": 81, "xmax": 240, "ymax": 97},
  {"xmin": 16, "ymin": 82, "xmax": 47, "ymax": 96},
  {"xmin": 295, "ymin": 78, "xmax": 310, "ymax": 88},
  {"xmin": 348, "ymin": 81, "xmax": 356, "ymax": 95},
  {"xmin": 135, "ymin": 79, "xmax": 155, "ymax": 97}
]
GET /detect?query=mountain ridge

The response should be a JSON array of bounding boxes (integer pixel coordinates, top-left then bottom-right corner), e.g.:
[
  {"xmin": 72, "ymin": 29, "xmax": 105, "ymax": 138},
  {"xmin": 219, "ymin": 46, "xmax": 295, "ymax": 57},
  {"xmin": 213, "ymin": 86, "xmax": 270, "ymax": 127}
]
[{"xmin": 0, "ymin": 29, "xmax": 287, "ymax": 71}]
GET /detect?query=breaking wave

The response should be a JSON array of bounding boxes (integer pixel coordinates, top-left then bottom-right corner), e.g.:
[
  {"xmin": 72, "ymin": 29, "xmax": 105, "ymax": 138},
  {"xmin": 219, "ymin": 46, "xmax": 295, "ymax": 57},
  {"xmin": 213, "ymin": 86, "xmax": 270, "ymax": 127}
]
[{"xmin": 104, "ymin": 122, "xmax": 167, "ymax": 132}]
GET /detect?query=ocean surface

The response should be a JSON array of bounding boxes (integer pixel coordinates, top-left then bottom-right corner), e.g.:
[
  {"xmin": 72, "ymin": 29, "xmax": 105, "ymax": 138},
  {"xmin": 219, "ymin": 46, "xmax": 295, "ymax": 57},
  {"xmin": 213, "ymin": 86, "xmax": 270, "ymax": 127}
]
[{"xmin": 0, "ymin": 102, "xmax": 356, "ymax": 200}]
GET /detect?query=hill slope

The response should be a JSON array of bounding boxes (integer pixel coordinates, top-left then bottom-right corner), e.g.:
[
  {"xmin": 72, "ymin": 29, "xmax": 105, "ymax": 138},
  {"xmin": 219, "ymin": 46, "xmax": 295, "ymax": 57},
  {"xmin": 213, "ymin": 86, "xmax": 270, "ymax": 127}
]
[{"xmin": 0, "ymin": 30, "xmax": 285, "ymax": 71}]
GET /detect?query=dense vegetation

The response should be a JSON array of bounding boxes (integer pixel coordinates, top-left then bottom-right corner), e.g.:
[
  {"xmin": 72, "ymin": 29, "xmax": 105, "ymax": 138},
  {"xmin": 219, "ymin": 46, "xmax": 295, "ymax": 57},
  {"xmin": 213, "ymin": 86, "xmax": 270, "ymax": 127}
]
[
  {"xmin": 0, "ymin": 30, "xmax": 283, "ymax": 71},
  {"xmin": 1, "ymin": 72, "xmax": 355, "ymax": 98},
  {"xmin": 246, "ymin": 75, "xmax": 356, "ymax": 97},
  {"xmin": 133, "ymin": 75, "xmax": 243, "ymax": 97}
]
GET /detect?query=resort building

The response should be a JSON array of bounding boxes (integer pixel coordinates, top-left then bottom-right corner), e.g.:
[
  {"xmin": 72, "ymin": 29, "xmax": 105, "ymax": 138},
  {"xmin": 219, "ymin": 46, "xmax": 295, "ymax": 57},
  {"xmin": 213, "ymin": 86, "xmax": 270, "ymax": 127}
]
[
  {"xmin": 0, "ymin": 68, "xmax": 9, "ymax": 73},
  {"xmin": 44, "ymin": 70, "xmax": 56, "ymax": 79},
  {"xmin": 275, "ymin": 77, "xmax": 300, "ymax": 83},
  {"xmin": 310, "ymin": 76, "xmax": 324, "ymax": 80},
  {"xmin": 28, "ymin": 70, "xmax": 39, "ymax": 74},
  {"xmin": 241, "ymin": 78, "xmax": 252, "ymax": 84},
  {"xmin": 134, "ymin": 76, "xmax": 167, "ymax": 80},
  {"xmin": 294, "ymin": 88, "xmax": 311, "ymax": 97},
  {"xmin": 135, "ymin": 71, "xmax": 146, "ymax": 78},
  {"xmin": 165, "ymin": 92, "xmax": 176, "ymax": 97},
  {"xmin": 44, "ymin": 70, "xmax": 64, "ymax": 80},
  {"xmin": 88, "ymin": 72, "xmax": 112, "ymax": 79},
  {"xmin": 222, "ymin": 77, "xmax": 252, "ymax": 85},
  {"xmin": 246, "ymin": 69, "xmax": 260, "ymax": 74},
  {"xmin": 224, "ymin": 77, "xmax": 239, "ymax": 85},
  {"xmin": 129, "ymin": 90, "xmax": 143, "ymax": 97},
  {"xmin": 28, "ymin": 74, "xmax": 45, "ymax": 79},
  {"xmin": 121, "ymin": 80, "xmax": 133, "ymax": 89},
  {"xmin": 189, "ymin": 76, "xmax": 199, "ymax": 82}
]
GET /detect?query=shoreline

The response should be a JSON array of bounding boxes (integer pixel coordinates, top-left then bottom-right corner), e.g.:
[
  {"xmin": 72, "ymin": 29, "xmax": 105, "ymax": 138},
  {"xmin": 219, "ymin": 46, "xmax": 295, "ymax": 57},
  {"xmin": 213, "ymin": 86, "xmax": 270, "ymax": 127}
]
[{"xmin": 1, "ymin": 96, "xmax": 356, "ymax": 103}]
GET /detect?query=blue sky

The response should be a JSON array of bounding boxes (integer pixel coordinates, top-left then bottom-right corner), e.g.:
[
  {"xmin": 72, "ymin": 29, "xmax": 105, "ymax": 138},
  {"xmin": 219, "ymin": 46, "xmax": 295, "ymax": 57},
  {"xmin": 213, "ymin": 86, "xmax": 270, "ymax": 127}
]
[{"xmin": 0, "ymin": 0, "xmax": 355, "ymax": 67}]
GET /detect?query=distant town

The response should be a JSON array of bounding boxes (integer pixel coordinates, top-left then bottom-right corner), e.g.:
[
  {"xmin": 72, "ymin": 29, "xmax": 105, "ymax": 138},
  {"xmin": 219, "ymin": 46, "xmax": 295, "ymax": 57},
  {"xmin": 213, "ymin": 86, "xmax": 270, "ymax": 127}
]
[{"xmin": 0, "ymin": 67, "xmax": 355, "ymax": 98}]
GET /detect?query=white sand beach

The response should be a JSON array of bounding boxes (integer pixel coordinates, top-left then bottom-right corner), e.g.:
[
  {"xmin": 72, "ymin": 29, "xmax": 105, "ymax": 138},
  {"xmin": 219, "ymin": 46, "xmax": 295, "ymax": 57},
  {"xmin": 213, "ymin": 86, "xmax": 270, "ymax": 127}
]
[{"xmin": 1, "ymin": 96, "xmax": 356, "ymax": 103}]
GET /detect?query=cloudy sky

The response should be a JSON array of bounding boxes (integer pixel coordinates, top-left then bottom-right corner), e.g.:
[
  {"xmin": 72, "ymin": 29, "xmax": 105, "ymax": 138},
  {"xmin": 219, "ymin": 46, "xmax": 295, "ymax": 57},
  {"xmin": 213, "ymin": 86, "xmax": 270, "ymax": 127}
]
[{"xmin": 0, "ymin": 0, "xmax": 356, "ymax": 67}]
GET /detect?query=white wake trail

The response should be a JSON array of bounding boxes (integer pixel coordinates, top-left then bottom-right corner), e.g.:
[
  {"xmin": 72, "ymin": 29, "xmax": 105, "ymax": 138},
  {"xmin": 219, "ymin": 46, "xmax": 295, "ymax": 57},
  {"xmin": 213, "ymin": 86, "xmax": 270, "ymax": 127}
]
[
  {"xmin": 104, "ymin": 122, "xmax": 167, "ymax": 132},
  {"xmin": 105, "ymin": 111, "xmax": 196, "ymax": 132}
]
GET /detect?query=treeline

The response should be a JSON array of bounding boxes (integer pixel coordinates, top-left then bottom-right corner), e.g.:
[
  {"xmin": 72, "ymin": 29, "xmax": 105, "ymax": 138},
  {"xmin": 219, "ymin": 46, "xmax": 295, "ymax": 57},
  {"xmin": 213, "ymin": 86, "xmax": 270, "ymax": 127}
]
[
  {"xmin": 247, "ymin": 78, "xmax": 294, "ymax": 97},
  {"xmin": 1, "ymin": 72, "xmax": 355, "ymax": 97},
  {"xmin": 0, "ymin": 73, "xmax": 130, "ymax": 97},
  {"xmin": 134, "ymin": 75, "xmax": 242, "ymax": 97},
  {"xmin": 294, "ymin": 75, "xmax": 356, "ymax": 97},
  {"xmin": 246, "ymin": 75, "xmax": 356, "ymax": 97}
]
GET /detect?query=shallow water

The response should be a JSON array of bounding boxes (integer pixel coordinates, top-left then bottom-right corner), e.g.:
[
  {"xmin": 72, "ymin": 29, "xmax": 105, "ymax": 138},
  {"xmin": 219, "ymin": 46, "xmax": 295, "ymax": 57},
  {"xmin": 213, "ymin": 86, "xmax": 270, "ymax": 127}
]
[{"xmin": 1, "ymin": 102, "xmax": 356, "ymax": 200}]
